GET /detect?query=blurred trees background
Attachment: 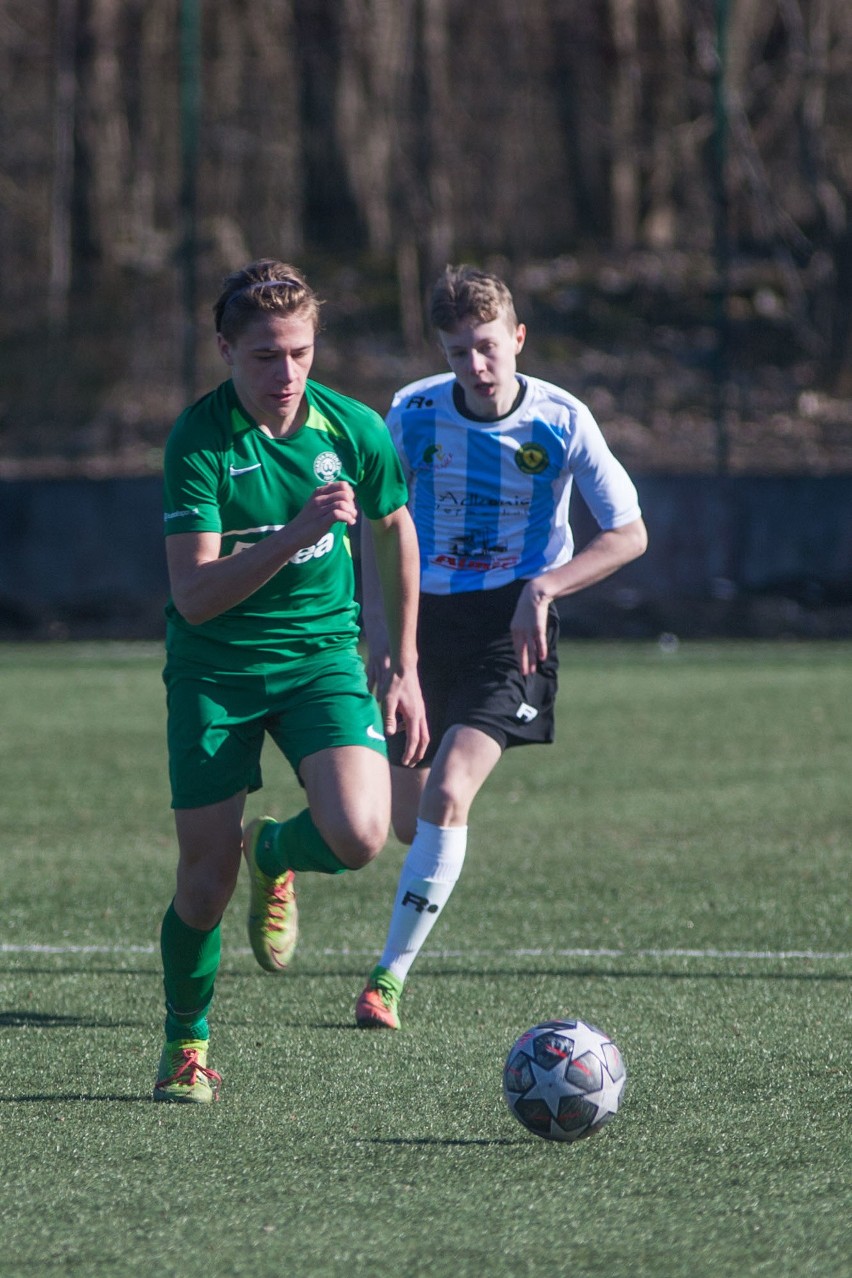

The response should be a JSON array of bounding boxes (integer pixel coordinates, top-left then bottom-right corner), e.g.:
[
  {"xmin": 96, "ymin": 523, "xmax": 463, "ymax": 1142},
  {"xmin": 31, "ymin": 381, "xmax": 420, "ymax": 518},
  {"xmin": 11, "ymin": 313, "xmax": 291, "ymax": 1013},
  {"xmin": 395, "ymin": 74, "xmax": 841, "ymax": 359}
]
[{"xmin": 2, "ymin": 0, "xmax": 852, "ymax": 474}]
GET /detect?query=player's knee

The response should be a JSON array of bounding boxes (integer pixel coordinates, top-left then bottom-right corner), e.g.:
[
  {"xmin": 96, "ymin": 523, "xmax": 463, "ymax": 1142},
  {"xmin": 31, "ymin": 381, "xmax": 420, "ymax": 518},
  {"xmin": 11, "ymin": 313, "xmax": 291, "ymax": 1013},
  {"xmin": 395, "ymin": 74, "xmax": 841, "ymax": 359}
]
[
  {"xmin": 421, "ymin": 776, "xmax": 471, "ymax": 827},
  {"xmin": 175, "ymin": 861, "xmax": 238, "ymax": 929},
  {"xmin": 392, "ymin": 814, "xmax": 418, "ymax": 846},
  {"xmin": 326, "ymin": 816, "xmax": 388, "ymax": 870}
]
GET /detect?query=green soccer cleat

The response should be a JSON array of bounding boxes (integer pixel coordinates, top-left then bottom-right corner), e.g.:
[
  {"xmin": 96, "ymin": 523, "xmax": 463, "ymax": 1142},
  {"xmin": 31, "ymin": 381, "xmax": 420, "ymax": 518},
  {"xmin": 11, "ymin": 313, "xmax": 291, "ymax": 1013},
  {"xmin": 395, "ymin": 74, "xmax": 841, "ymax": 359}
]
[
  {"xmin": 355, "ymin": 965, "xmax": 404, "ymax": 1030},
  {"xmin": 243, "ymin": 816, "xmax": 299, "ymax": 972},
  {"xmin": 152, "ymin": 1039, "xmax": 221, "ymax": 1104}
]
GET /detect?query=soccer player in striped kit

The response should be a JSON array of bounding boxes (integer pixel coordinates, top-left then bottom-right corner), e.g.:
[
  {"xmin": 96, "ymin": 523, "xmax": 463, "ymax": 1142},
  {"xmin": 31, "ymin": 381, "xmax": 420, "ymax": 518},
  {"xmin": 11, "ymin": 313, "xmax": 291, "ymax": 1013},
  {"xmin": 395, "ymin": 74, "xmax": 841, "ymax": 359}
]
[{"xmin": 355, "ymin": 265, "xmax": 648, "ymax": 1029}]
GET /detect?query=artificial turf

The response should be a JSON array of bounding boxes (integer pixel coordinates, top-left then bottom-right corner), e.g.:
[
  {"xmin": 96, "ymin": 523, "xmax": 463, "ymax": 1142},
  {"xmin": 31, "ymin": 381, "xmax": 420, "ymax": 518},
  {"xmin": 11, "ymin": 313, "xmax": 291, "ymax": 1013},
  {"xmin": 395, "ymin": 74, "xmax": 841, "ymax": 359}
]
[{"xmin": 0, "ymin": 641, "xmax": 849, "ymax": 1277}]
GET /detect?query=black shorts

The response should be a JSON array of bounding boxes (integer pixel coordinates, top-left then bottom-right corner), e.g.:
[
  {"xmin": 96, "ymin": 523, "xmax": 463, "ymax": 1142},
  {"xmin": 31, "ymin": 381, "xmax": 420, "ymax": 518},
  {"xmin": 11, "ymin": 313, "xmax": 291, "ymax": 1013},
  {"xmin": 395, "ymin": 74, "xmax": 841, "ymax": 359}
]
[{"xmin": 388, "ymin": 579, "xmax": 559, "ymax": 768}]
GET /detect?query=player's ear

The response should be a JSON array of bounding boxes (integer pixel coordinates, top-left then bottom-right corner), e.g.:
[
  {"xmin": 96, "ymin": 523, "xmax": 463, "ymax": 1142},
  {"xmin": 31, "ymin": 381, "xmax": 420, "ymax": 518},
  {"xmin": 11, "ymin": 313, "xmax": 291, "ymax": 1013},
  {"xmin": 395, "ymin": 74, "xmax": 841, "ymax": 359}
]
[
  {"xmin": 436, "ymin": 330, "xmax": 453, "ymax": 366},
  {"xmin": 217, "ymin": 332, "xmax": 234, "ymax": 366},
  {"xmin": 514, "ymin": 323, "xmax": 527, "ymax": 355}
]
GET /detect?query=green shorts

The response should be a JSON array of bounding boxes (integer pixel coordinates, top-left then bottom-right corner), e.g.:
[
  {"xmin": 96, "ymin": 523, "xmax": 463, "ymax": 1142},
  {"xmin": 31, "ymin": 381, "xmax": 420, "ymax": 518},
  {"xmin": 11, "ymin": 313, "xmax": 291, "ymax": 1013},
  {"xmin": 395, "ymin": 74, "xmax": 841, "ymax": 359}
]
[{"xmin": 164, "ymin": 647, "xmax": 387, "ymax": 809}]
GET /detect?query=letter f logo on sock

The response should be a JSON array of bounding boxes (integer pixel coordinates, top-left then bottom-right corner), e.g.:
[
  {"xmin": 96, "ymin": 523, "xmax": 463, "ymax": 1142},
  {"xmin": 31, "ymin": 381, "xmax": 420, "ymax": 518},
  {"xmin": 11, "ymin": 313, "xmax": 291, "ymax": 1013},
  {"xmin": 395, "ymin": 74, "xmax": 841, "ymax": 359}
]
[{"xmin": 402, "ymin": 889, "xmax": 439, "ymax": 915}]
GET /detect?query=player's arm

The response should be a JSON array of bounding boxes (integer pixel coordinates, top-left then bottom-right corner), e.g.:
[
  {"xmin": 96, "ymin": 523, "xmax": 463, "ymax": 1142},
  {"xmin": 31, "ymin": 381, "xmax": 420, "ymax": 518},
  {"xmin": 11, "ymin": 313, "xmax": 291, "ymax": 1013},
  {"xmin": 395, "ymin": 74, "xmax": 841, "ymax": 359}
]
[
  {"xmin": 359, "ymin": 517, "xmax": 392, "ymax": 694},
  {"xmin": 367, "ymin": 505, "xmax": 429, "ymax": 766},
  {"xmin": 511, "ymin": 516, "xmax": 648, "ymax": 675},
  {"xmin": 167, "ymin": 481, "xmax": 359, "ymax": 625}
]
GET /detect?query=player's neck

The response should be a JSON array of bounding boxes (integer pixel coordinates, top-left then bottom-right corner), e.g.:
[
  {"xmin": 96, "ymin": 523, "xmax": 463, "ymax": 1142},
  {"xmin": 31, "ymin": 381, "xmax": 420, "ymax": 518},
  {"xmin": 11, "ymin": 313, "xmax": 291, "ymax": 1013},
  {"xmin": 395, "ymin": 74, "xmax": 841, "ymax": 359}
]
[
  {"xmin": 453, "ymin": 378, "xmax": 525, "ymax": 423},
  {"xmin": 259, "ymin": 398, "xmax": 309, "ymax": 439}
]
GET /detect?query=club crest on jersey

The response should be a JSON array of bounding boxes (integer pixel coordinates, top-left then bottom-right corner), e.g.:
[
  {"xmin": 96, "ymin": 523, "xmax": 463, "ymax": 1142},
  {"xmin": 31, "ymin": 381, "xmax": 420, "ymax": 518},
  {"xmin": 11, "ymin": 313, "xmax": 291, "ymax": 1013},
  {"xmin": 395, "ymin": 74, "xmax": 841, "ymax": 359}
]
[
  {"xmin": 515, "ymin": 442, "xmax": 549, "ymax": 475},
  {"xmin": 313, "ymin": 450, "xmax": 342, "ymax": 482},
  {"xmin": 422, "ymin": 442, "xmax": 452, "ymax": 469}
]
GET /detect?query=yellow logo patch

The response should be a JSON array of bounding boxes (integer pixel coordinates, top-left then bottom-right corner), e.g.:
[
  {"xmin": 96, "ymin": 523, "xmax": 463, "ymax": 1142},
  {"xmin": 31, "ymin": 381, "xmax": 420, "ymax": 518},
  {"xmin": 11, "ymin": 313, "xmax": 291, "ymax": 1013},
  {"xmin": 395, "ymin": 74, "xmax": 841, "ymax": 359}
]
[{"xmin": 515, "ymin": 443, "xmax": 549, "ymax": 475}]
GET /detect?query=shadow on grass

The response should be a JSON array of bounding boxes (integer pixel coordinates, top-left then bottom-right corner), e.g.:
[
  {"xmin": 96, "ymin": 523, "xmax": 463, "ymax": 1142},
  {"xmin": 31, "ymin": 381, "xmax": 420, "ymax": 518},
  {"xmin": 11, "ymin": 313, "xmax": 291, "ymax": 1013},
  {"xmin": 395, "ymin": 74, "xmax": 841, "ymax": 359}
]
[
  {"xmin": 411, "ymin": 966, "xmax": 852, "ymax": 983},
  {"xmin": 222, "ymin": 963, "xmax": 852, "ymax": 984},
  {"xmin": 4, "ymin": 963, "xmax": 849, "ymax": 984},
  {"xmin": 0, "ymin": 967, "xmax": 158, "ymax": 978},
  {"xmin": 370, "ymin": 1136, "xmax": 523, "ymax": 1147},
  {"xmin": 0, "ymin": 1093, "xmax": 146, "ymax": 1103},
  {"xmin": 0, "ymin": 1010, "xmax": 144, "ymax": 1028}
]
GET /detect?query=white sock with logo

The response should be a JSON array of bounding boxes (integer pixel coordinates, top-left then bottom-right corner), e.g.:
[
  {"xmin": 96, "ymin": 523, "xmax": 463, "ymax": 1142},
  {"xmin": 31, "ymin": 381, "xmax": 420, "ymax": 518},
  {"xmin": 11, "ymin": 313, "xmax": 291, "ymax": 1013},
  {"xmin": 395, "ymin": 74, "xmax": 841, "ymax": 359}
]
[{"xmin": 378, "ymin": 820, "xmax": 468, "ymax": 983}]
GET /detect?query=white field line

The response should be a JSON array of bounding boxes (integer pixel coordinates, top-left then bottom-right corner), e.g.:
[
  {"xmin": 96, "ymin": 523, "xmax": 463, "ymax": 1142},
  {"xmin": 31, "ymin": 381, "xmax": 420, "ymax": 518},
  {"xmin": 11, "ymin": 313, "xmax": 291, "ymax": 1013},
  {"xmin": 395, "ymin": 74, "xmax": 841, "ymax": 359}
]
[{"xmin": 1, "ymin": 943, "xmax": 850, "ymax": 961}]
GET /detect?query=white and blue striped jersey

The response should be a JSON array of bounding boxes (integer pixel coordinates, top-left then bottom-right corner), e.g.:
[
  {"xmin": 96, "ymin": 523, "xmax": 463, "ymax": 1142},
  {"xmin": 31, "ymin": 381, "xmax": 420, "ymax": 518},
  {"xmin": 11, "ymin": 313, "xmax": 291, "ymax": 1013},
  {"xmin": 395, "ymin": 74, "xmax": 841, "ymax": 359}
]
[{"xmin": 385, "ymin": 372, "xmax": 642, "ymax": 595}]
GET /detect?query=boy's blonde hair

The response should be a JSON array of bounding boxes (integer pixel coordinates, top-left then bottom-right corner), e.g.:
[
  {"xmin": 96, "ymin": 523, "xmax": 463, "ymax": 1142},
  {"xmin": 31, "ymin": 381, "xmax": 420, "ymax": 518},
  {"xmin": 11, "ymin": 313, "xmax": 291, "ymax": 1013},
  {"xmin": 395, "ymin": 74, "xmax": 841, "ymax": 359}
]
[
  {"xmin": 214, "ymin": 259, "xmax": 322, "ymax": 341},
  {"xmin": 429, "ymin": 264, "xmax": 518, "ymax": 332}
]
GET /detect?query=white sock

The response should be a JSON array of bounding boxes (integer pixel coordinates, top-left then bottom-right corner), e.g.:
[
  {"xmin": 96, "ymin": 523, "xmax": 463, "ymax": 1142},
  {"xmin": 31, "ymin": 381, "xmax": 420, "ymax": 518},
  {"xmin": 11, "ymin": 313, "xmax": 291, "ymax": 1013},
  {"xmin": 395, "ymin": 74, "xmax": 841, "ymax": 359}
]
[{"xmin": 379, "ymin": 819, "xmax": 468, "ymax": 983}]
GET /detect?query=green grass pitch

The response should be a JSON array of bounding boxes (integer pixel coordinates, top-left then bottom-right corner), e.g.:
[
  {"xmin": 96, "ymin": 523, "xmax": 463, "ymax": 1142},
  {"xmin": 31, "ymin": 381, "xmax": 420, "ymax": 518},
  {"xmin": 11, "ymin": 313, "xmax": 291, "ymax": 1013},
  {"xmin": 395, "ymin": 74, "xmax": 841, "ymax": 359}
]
[{"xmin": 0, "ymin": 640, "xmax": 850, "ymax": 1277}]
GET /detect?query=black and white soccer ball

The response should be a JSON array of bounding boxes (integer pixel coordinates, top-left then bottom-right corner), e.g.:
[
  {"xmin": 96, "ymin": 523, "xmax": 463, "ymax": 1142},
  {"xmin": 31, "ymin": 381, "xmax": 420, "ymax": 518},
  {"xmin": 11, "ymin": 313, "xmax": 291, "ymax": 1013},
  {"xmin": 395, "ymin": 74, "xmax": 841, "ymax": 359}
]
[{"xmin": 503, "ymin": 1018, "xmax": 626, "ymax": 1143}]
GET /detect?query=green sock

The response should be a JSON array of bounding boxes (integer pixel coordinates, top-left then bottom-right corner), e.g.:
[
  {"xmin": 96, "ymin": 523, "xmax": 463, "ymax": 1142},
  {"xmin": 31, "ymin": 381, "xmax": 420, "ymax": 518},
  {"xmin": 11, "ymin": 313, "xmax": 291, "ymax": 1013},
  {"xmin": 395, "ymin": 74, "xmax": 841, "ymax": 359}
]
[
  {"xmin": 160, "ymin": 901, "xmax": 221, "ymax": 1042},
  {"xmin": 256, "ymin": 808, "xmax": 347, "ymax": 877}
]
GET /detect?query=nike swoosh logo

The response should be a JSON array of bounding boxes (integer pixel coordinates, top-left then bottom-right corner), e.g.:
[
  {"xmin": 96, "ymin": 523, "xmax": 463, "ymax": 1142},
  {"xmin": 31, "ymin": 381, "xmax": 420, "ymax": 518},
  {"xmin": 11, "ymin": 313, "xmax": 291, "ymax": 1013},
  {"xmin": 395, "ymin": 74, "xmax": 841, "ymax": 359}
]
[
  {"xmin": 229, "ymin": 463, "xmax": 262, "ymax": 476},
  {"xmin": 367, "ymin": 725, "xmax": 385, "ymax": 741}
]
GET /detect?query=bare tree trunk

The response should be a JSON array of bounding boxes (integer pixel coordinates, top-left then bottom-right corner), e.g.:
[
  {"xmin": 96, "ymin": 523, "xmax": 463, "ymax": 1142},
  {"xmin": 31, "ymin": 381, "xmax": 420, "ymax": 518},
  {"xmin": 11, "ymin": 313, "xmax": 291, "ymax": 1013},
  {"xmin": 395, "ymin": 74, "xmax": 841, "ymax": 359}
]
[
  {"xmin": 49, "ymin": 0, "xmax": 77, "ymax": 329},
  {"xmin": 396, "ymin": 238, "xmax": 424, "ymax": 351},
  {"xmin": 206, "ymin": 0, "xmax": 302, "ymax": 261},
  {"xmin": 243, "ymin": 0, "xmax": 303, "ymax": 254},
  {"xmin": 179, "ymin": 0, "xmax": 201, "ymax": 401},
  {"xmin": 77, "ymin": 0, "xmax": 131, "ymax": 268},
  {"xmin": 724, "ymin": 0, "xmax": 772, "ymax": 108},
  {"xmin": 710, "ymin": 0, "xmax": 732, "ymax": 474},
  {"xmin": 126, "ymin": 1, "xmax": 180, "ymax": 269},
  {"xmin": 336, "ymin": 0, "xmax": 410, "ymax": 254},
  {"xmin": 797, "ymin": 0, "xmax": 852, "ymax": 388},
  {"xmin": 607, "ymin": 0, "xmax": 641, "ymax": 251},
  {"xmin": 389, "ymin": 0, "xmax": 454, "ymax": 350},
  {"xmin": 419, "ymin": 0, "xmax": 453, "ymax": 274},
  {"xmin": 644, "ymin": 0, "xmax": 686, "ymax": 248}
]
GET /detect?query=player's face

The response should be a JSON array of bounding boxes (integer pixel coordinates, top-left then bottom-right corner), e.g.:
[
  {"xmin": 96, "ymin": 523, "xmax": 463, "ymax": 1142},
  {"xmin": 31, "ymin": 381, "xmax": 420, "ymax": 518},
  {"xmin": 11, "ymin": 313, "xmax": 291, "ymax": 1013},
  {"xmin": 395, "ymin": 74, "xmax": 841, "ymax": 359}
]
[
  {"xmin": 438, "ymin": 315, "xmax": 526, "ymax": 420},
  {"xmin": 217, "ymin": 311, "xmax": 316, "ymax": 436}
]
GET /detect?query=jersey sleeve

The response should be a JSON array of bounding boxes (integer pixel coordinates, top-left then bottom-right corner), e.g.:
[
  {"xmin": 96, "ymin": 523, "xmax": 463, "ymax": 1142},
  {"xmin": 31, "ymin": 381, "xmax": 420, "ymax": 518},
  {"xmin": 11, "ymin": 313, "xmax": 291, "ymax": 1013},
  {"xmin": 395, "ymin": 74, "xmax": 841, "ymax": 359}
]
[
  {"xmin": 162, "ymin": 412, "xmax": 225, "ymax": 537},
  {"xmin": 566, "ymin": 403, "xmax": 642, "ymax": 530},
  {"xmin": 382, "ymin": 401, "xmax": 413, "ymax": 484},
  {"xmin": 354, "ymin": 412, "xmax": 409, "ymax": 521}
]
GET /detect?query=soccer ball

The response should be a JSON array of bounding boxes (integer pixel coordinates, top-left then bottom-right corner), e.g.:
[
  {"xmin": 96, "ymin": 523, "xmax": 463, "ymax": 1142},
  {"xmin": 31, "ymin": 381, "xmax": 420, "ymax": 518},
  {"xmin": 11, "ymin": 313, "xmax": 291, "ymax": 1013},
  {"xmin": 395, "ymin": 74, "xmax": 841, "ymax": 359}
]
[{"xmin": 503, "ymin": 1018, "xmax": 626, "ymax": 1142}]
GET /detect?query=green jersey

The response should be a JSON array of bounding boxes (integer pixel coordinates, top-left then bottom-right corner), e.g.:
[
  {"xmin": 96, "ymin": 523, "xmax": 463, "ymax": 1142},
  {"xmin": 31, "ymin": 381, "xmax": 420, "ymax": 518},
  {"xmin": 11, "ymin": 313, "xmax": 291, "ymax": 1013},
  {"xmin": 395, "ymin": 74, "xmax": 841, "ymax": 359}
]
[{"xmin": 163, "ymin": 377, "xmax": 407, "ymax": 673}]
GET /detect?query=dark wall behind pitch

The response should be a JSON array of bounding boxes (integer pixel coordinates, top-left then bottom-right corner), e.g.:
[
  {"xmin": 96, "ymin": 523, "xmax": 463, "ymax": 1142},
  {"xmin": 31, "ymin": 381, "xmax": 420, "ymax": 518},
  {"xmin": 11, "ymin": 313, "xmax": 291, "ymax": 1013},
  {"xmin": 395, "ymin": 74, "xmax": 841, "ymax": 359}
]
[
  {"xmin": 0, "ymin": 477, "xmax": 167, "ymax": 639},
  {"xmin": 1, "ymin": 476, "xmax": 851, "ymax": 641}
]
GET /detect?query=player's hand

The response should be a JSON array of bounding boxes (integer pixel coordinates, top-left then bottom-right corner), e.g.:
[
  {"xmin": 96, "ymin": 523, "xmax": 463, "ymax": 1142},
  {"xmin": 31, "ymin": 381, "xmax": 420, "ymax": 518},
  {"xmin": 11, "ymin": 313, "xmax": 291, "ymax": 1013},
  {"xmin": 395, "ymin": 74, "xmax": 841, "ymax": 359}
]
[
  {"xmin": 286, "ymin": 481, "xmax": 358, "ymax": 552},
  {"xmin": 382, "ymin": 667, "xmax": 429, "ymax": 767},
  {"xmin": 510, "ymin": 582, "xmax": 551, "ymax": 676},
  {"xmin": 365, "ymin": 638, "xmax": 392, "ymax": 699}
]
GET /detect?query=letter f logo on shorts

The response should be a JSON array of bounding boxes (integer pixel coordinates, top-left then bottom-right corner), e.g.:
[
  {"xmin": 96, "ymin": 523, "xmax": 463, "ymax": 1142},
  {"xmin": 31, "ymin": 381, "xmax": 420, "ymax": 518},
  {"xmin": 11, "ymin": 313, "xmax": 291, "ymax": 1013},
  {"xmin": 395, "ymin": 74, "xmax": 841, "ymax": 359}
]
[{"xmin": 516, "ymin": 702, "xmax": 539, "ymax": 723}]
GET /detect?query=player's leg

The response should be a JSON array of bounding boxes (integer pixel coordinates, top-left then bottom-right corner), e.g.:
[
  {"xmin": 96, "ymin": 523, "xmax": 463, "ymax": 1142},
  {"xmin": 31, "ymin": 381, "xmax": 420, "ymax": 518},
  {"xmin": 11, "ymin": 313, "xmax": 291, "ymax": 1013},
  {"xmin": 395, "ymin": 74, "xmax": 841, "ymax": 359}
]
[
  {"xmin": 390, "ymin": 759, "xmax": 429, "ymax": 846},
  {"xmin": 357, "ymin": 583, "xmax": 560, "ymax": 1028},
  {"xmin": 154, "ymin": 793, "xmax": 245, "ymax": 1103},
  {"xmin": 174, "ymin": 796, "xmax": 246, "ymax": 928},
  {"xmin": 356, "ymin": 726, "xmax": 502, "ymax": 1029},
  {"xmin": 156, "ymin": 669, "xmax": 264, "ymax": 1101},
  {"xmin": 242, "ymin": 651, "xmax": 391, "ymax": 968},
  {"xmin": 300, "ymin": 743, "xmax": 392, "ymax": 864},
  {"xmin": 246, "ymin": 742, "xmax": 391, "ymax": 875},
  {"xmin": 244, "ymin": 744, "xmax": 390, "ymax": 969}
]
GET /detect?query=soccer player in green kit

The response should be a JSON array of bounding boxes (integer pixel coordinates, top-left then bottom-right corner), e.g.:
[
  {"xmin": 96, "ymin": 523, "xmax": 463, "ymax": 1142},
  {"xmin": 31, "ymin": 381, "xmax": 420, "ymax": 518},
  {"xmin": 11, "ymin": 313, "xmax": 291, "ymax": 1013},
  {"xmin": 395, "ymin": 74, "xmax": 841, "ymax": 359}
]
[{"xmin": 154, "ymin": 259, "xmax": 428, "ymax": 1102}]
